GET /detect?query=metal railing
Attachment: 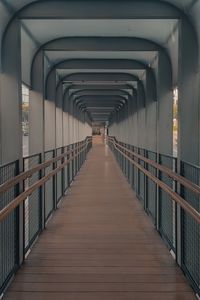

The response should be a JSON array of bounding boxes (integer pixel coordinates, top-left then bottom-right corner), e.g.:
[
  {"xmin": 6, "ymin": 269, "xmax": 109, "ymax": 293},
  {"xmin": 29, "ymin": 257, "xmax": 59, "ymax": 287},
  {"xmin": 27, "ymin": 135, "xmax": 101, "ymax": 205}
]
[
  {"xmin": 23, "ymin": 153, "xmax": 42, "ymax": 252},
  {"xmin": 1, "ymin": 135, "xmax": 199, "ymax": 296},
  {"xmin": 145, "ymin": 149, "xmax": 157, "ymax": 223},
  {"xmin": 0, "ymin": 160, "xmax": 19, "ymax": 295},
  {"xmin": 108, "ymin": 136, "xmax": 200, "ymax": 297},
  {"xmin": 0, "ymin": 136, "xmax": 92, "ymax": 296},
  {"xmin": 180, "ymin": 161, "xmax": 200, "ymax": 295}
]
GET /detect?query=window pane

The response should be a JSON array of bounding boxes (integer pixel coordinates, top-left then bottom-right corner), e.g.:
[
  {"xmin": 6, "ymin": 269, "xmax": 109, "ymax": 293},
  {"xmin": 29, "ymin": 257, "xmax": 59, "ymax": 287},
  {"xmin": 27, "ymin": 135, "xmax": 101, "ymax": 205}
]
[
  {"xmin": 173, "ymin": 87, "xmax": 178, "ymax": 157},
  {"xmin": 22, "ymin": 84, "xmax": 29, "ymax": 157}
]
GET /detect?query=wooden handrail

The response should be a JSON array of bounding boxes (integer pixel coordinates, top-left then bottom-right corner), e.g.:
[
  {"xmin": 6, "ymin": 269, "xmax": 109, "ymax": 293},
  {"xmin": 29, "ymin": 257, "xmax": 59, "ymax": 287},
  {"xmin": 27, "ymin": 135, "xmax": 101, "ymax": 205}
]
[
  {"xmin": 108, "ymin": 137, "xmax": 200, "ymax": 196},
  {"xmin": 110, "ymin": 140, "xmax": 200, "ymax": 225},
  {"xmin": 0, "ymin": 138, "xmax": 91, "ymax": 195},
  {"xmin": 0, "ymin": 143, "xmax": 89, "ymax": 223}
]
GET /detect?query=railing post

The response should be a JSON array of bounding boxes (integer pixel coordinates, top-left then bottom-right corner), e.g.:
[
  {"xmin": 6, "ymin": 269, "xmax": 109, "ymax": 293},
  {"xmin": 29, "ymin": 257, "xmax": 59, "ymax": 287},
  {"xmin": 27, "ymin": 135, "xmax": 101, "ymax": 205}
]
[
  {"xmin": 17, "ymin": 159, "xmax": 24, "ymax": 265},
  {"xmin": 74, "ymin": 143, "xmax": 77, "ymax": 176},
  {"xmin": 156, "ymin": 153, "xmax": 160, "ymax": 232},
  {"xmin": 53, "ymin": 150, "xmax": 56, "ymax": 210},
  {"xmin": 84, "ymin": 140, "xmax": 87, "ymax": 161},
  {"xmin": 176, "ymin": 159, "xmax": 182, "ymax": 266},
  {"xmin": 40, "ymin": 153, "xmax": 45, "ymax": 231},
  {"xmin": 61, "ymin": 147, "xmax": 64, "ymax": 198},
  {"xmin": 76, "ymin": 142, "xmax": 78, "ymax": 175},
  {"xmin": 67, "ymin": 145, "xmax": 70, "ymax": 188},
  {"xmin": 72, "ymin": 144, "xmax": 75, "ymax": 180},
  {"xmin": 78, "ymin": 142, "xmax": 80, "ymax": 171},
  {"xmin": 145, "ymin": 150, "xmax": 148, "ymax": 213}
]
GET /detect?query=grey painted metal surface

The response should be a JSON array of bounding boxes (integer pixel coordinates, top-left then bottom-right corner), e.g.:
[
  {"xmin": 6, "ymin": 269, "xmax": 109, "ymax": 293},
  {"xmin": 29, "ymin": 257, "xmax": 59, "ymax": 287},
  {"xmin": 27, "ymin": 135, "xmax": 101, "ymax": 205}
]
[{"xmin": 0, "ymin": 0, "xmax": 200, "ymax": 293}]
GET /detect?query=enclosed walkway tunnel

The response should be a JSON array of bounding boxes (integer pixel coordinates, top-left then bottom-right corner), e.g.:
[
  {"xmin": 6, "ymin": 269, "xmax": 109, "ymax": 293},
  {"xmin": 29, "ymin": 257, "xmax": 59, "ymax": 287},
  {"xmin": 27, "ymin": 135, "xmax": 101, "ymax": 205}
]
[{"xmin": 0, "ymin": 1, "xmax": 200, "ymax": 299}]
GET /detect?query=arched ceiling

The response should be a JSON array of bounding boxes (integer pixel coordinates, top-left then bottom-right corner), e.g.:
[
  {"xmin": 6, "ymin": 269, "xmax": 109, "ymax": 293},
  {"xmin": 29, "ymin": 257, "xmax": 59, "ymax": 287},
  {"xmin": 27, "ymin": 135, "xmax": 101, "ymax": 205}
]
[{"xmin": 1, "ymin": 0, "xmax": 199, "ymax": 123}]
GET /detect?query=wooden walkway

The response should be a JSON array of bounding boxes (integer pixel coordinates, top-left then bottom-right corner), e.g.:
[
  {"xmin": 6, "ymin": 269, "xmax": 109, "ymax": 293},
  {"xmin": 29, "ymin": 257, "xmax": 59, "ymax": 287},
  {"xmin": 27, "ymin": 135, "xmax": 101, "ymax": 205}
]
[{"xmin": 5, "ymin": 144, "xmax": 196, "ymax": 300}]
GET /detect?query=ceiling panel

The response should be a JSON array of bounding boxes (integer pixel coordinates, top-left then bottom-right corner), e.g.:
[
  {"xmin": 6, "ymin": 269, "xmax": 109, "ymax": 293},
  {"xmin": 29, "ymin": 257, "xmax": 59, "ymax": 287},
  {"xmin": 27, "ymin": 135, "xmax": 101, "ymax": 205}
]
[
  {"xmin": 57, "ymin": 69, "xmax": 145, "ymax": 80},
  {"xmin": 45, "ymin": 50, "xmax": 157, "ymax": 67},
  {"xmin": 23, "ymin": 19, "xmax": 177, "ymax": 46}
]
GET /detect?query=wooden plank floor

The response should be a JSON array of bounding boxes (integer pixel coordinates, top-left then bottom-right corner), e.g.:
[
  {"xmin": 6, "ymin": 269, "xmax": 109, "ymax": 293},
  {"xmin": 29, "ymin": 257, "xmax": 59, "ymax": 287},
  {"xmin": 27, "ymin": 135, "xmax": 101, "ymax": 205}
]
[{"xmin": 4, "ymin": 144, "xmax": 196, "ymax": 300}]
